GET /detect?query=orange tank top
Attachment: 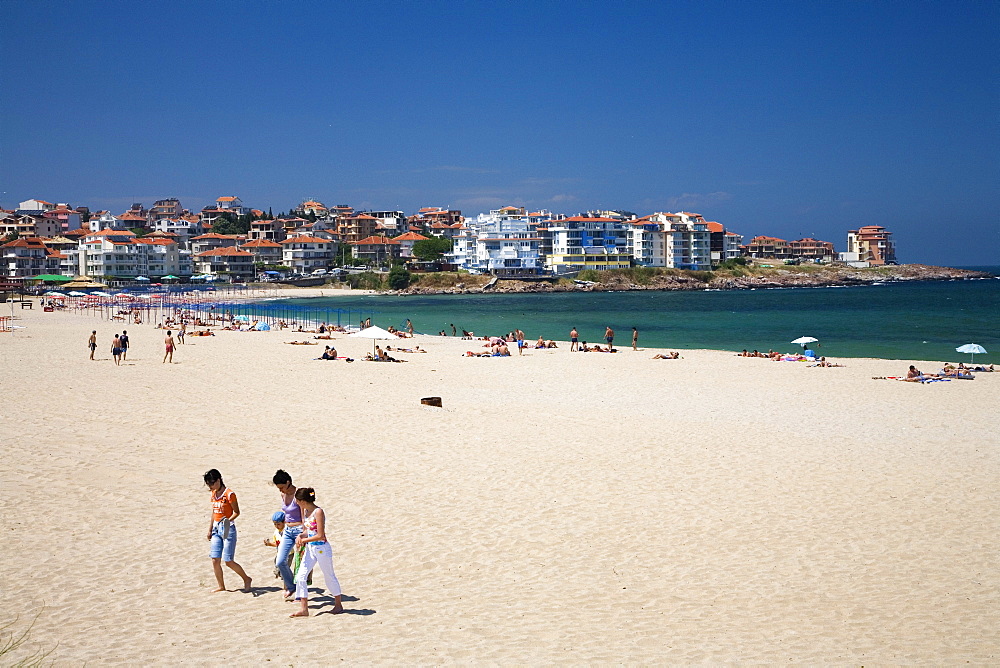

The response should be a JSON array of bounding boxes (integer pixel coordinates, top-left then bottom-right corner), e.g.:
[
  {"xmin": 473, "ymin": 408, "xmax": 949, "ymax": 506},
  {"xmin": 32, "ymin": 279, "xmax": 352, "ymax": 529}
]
[{"xmin": 211, "ymin": 488, "xmax": 235, "ymax": 522}]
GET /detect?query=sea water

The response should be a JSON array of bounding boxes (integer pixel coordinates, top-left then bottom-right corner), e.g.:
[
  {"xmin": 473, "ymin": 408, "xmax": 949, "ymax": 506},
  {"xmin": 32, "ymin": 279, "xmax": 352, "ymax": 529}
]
[{"xmin": 270, "ymin": 270, "xmax": 999, "ymax": 362}]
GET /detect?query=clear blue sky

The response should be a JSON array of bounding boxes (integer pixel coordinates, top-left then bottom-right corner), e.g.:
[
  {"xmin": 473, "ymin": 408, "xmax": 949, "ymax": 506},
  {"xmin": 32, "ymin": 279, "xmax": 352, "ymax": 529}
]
[{"xmin": 2, "ymin": 1, "xmax": 997, "ymax": 265}]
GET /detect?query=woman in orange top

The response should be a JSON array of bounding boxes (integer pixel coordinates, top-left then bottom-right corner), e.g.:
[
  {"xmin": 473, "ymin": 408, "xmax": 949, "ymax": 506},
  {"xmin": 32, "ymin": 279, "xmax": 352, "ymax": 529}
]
[{"xmin": 204, "ymin": 469, "xmax": 252, "ymax": 592}]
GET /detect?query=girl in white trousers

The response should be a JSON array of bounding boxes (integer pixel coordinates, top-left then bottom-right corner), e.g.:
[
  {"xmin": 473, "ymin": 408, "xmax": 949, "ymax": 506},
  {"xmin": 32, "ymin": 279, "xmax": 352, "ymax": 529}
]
[{"xmin": 290, "ymin": 487, "xmax": 343, "ymax": 617}]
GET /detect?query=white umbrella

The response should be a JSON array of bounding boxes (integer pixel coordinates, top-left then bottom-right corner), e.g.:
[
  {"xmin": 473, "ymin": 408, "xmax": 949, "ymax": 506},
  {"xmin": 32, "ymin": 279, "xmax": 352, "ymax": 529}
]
[
  {"xmin": 68, "ymin": 291, "xmax": 86, "ymax": 297},
  {"xmin": 791, "ymin": 336, "xmax": 819, "ymax": 345},
  {"xmin": 349, "ymin": 325, "xmax": 396, "ymax": 355},
  {"xmin": 955, "ymin": 343, "xmax": 987, "ymax": 363},
  {"xmin": 92, "ymin": 291, "xmax": 111, "ymax": 297}
]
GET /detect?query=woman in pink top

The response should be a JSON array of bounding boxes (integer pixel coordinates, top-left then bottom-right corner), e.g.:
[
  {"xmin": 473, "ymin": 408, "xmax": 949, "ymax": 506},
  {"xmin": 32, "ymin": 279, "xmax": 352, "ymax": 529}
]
[{"xmin": 290, "ymin": 487, "xmax": 343, "ymax": 617}]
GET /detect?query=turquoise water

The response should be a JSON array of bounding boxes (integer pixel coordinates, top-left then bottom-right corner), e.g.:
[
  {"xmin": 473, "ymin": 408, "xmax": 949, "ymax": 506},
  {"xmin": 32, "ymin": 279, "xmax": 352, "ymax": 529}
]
[{"xmin": 269, "ymin": 271, "xmax": 999, "ymax": 362}]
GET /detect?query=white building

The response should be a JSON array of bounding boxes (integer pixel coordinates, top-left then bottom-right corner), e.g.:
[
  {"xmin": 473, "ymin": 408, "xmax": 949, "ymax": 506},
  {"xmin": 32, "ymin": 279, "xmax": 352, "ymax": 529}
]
[
  {"xmin": 281, "ymin": 235, "xmax": 336, "ymax": 273},
  {"xmin": 545, "ymin": 217, "xmax": 632, "ymax": 273},
  {"xmin": 628, "ymin": 212, "xmax": 712, "ymax": 269},
  {"xmin": 455, "ymin": 207, "xmax": 545, "ymax": 276}
]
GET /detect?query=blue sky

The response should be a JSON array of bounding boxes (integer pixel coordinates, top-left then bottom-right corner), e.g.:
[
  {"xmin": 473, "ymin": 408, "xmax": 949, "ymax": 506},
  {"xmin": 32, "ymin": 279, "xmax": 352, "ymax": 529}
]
[{"xmin": 2, "ymin": 1, "xmax": 997, "ymax": 265}]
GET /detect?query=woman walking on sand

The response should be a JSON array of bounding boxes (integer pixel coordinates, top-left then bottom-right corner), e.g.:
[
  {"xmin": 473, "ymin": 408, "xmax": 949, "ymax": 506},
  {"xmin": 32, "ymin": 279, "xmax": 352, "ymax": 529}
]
[
  {"xmin": 290, "ymin": 487, "xmax": 343, "ymax": 617},
  {"xmin": 204, "ymin": 469, "xmax": 252, "ymax": 593},
  {"xmin": 272, "ymin": 469, "xmax": 304, "ymax": 599},
  {"xmin": 163, "ymin": 330, "xmax": 175, "ymax": 363}
]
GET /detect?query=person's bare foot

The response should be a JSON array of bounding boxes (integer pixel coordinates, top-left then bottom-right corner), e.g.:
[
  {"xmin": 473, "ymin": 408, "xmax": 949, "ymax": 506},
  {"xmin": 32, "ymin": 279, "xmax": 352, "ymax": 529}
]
[
  {"xmin": 212, "ymin": 586, "xmax": 226, "ymax": 592},
  {"xmin": 283, "ymin": 590, "xmax": 294, "ymax": 600},
  {"xmin": 330, "ymin": 604, "xmax": 344, "ymax": 614},
  {"xmin": 289, "ymin": 610, "xmax": 309, "ymax": 618},
  {"xmin": 241, "ymin": 577, "xmax": 252, "ymax": 592}
]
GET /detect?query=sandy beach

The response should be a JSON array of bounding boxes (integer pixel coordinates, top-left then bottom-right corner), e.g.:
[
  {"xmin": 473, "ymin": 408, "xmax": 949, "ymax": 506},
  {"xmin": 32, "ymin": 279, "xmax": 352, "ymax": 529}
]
[{"xmin": 1, "ymin": 305, "xmax": 997, "ymax": 664}]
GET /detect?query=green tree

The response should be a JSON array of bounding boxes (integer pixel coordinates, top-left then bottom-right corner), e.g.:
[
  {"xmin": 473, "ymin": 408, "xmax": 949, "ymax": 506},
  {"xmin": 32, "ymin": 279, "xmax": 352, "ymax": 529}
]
[
  {"xmin": 2, "ymin": 230, "xmax": 19, "ymax": 243},
  {"xmin": 212, "ymin": 214, "xmax": 249, "ymax": 235},
  {"xmin": 387, "ymin": 265, "xmax": 411, "ymax": 290},
  {"xmin": 411, "ymin": 236, "xmax": 453, "ymax": 262}
]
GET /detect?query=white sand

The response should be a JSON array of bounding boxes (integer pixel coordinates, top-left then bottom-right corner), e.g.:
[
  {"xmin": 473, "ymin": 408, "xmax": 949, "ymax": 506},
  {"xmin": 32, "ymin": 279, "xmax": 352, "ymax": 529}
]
[{"xmin": 1, "ymin": 306, "xmax": 997, "ymax": 663}]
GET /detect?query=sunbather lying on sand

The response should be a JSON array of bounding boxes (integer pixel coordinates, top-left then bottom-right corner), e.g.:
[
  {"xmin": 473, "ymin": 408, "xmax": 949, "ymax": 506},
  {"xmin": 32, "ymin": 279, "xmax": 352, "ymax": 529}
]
[
  {"xmin": 809, "ymin": 357, "xmax": 843, "ymax": 367},
  {"xmin": 285, "ymin": 341, "xmax": 317, "ymax": 345},
  {"xmin": 652, "ymin": 352, "xmax": 681, "ymax": 359}
]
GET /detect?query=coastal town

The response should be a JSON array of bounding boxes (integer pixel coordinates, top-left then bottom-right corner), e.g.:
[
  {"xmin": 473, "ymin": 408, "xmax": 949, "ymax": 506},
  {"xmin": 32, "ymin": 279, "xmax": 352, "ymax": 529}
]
[{"xmin": 1, "ymin": 196, "xmax": 899, "ymax": 285}]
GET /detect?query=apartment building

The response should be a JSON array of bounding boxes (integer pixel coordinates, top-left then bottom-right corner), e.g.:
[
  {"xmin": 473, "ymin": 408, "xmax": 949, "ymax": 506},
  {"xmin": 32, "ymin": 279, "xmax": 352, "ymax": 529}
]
[
  {"xmin": 392, "ymin": 231, "xmax": 429, "ymax": 259},
  {"xmin": 626, "ymin": 213, "xmax": 712, "ymax": 269},
  {"xmin": 281, "ymin": 235, "xmax": 335, "ymax": 273},
  {"xmin": 190, "ymin": 233, "xmax": 242, "ymax": 255},
  {"xmin": 248, "ymin": 218, "xmax": 286, "ymax": 242},
  {"xmin": 241, "ymin": 238, "xmax": 283, "ymax": 265},
  {"xmin": 351, "ymin": 235, "xmax": 401, "ymax": 265},
  {"xmin": 1, "ymin": 237, "xmax": 62, "ymax": 278},
  {"xmin": 547, "ymin": 217, "xmax": 632, "ymax": 272},
  {"xmin": 193, "ymin": 247, "xmax": 254, "ymax": 276},
  {"xmin": 337, "ymin": 214, "xmax": 378, "ymax": 244},
  {"xmin": 148, "ymin": 198, "xmax": 184, "ymax": 222},
  {"xmin": 707, "ymin": 222, "xmax": 744, "ymax": 265},
  {"xmin": 846, "ymin": 225, "xmax": 896, "ymax": 265}
]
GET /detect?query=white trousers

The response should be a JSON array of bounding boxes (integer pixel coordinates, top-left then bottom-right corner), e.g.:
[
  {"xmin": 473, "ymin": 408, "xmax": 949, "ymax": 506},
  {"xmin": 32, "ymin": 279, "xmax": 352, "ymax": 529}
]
[{"xmin": 294, "ymin": 542, "xmax": 341, "ymax": 599}]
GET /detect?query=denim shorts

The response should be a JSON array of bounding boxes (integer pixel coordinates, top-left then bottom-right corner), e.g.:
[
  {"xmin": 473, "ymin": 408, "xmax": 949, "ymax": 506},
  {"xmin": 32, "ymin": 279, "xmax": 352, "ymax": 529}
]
[{"xmin": 209, "ymin": 520, "xmax": 237, "ymax": 561}]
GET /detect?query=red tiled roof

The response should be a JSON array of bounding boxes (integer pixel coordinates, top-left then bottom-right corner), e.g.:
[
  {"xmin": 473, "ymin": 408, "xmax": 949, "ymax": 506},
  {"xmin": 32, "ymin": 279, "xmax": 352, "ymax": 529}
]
[
  {"xmin": 559, "ymin": 217, "xmax": 620, "ymax": 223},
  {"xmin": 195, "ymin": 247, "xmax": 253, "ymax": 257},
  {"xmin": 706, "ymin": 222, "xmax": 724, "ymax": 233},
  {"xmin": 352, "ymin": 235, "xmax": 400, "ymax": 245},
  {"xmin": 191, "ymin": 233, "xmax": 240, "ymax": 240},
  {"xmin": 86, "ymin": 229, "xmax": 137, "ymax": 238},
  {"xmin": 393, "ymin": 232, "xmax": 430, "ymax": 241},
  {"xmin": 280, "ymin": 235, "xmax": 332, "ymax": 244},
  {"xmin": 2, "ymin": 237, "xmax": 49, "ymax": 249},
  {"xmin": 136, "ymin": 238, "xmax": 176, "ymax": 246},
  {"xmin": 241, "ymin": 239, "xmax": 282, "ymax": 248},
  {"xmin": 217, "ymin": 196, "xmax": 238, "ymax": 202}
]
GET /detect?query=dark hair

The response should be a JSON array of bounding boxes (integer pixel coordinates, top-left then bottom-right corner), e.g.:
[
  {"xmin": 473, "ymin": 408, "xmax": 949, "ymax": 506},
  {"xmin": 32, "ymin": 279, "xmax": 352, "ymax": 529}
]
[
  {"xmin": 203, "ymin": 468, "xmax": 223, "ymax": 487},
  {"xmin": 294, "ymin": 487, "xmax": 316, "ymax": 503},
  {"xmin": 273, "ymin": 469, "xmax": 292, "ymax": 485}
]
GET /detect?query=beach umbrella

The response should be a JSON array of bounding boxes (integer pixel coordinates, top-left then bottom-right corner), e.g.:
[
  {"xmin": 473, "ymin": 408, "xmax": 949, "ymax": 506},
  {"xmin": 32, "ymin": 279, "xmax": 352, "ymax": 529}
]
[
  {"xmin": 135, "ymin": 276, "xmax": 150, "ymax": 281},
  {"xmin": 349, "ymin": 325, "xmax": 396, "ymax": 355},
  {"xmin": 92, "ymin": 291, "xmax": 111, "ymax": 297},
  {"xmin": 43, "ymin": 291, "xmax": 64, "ymax": 296},
  {"xmin": 790, "ymin": 336, "xmax": 819, "ymax": 345},
  {"xmin": 68, "ymin": 291, "xmax": 86, "ymax": 297},
  {"xmin": 955, "ymin": 343, "xmax": 987, "ymax": 363}
]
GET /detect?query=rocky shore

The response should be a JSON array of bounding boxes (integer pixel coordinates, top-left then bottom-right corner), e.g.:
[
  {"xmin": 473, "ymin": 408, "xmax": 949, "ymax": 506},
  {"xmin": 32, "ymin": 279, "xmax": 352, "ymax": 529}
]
[{"xmin": 394, "ymin": 264, "xmax": 992, "ymax": 296}]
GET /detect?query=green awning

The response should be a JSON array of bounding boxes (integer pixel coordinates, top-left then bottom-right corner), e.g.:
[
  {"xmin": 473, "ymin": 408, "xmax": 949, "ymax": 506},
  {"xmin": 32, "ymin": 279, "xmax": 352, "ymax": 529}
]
[{"xmin": 33, "ymin": 274, "xmax": 74, "ymax": 282}]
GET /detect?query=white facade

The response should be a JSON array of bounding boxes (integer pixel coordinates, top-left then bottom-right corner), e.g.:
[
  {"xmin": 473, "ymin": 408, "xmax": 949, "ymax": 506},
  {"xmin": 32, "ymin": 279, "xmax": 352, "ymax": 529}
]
[
  {"xmin": 471, "ymin": 213, "xmax": 544, "ymax": 275},
  {"xmin": 628, "ymin": 212, "xmax": 712, "ymax": 270},
  {"xmin": 281, "ymin": 235, "xmax": 335, "ymax": 273},
  {"xmin": 546, "ymin": 217, "xmax": 631, "ymax": 272},
  {"xmin": 18, "ymin": 199, "xmax": 55, "ymax": 211}
]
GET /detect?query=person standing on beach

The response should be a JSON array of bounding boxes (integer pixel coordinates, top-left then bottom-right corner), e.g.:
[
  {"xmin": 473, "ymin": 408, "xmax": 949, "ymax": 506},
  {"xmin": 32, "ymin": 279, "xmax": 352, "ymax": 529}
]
[
  {"xmin": 406, "ymin": 319, "xmax": 413, "ymax": 335},
  {"xmin": 204, "ymin": 469, "xmax": 253, "ymax": 593},
  {"xmin": 290, "ymin": 487, "xmax": 343, "ymax": 617},
  {"xmin": 111, "ymin": 334, "xmax": 122, "ymax": 366},
  {"xmin": 178, "ymin": 322, "xmax": 187, "ymax": 345},
  {"xmin": 570, "ymin": 327, "xmax": 579, "ymax": 352},
  {"xmin": 272, "ymin": 469, "xmax": 305, "ymax": 599},
  {"xmin": 163, "ymin": 330, "xmax": 175, "ymax": 364},
  {"xmin": 632, "ymin": 327, "xmax": 638, "ymax": 351},
  {"xmin": 451, "ymin": 323, "xmax": 457, "ymax": 337},
  {"xmin": 605, "ymin": 326, "xmax": 615, "ymax": 349},
  {"xmin": 88, "ymin": 330, "xmax": 97, "ymax": 360},
  {"xmin": 516, "ymin": 328, "xmax": 525, "ymax": 356},
  {"xmin": 119, "ymin": 330, "xmax": 129, "ymax": 361}
]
